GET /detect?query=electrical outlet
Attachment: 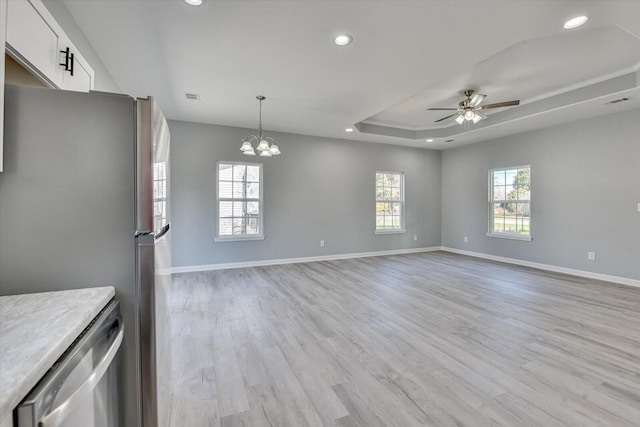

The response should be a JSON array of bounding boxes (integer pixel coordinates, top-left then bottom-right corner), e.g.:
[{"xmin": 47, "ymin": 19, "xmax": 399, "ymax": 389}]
[
  {"xmin": 413, "ymin": 235, "xmax": 417, "ymax": 241},
  {"xmin": 587, "ymin": 251, "xmax": 596, "ymax": 261},
  {"xmin": 463, "ymin": 236, "xmax": 468, "ymax": 243},
  {"xmin": 320, "ymin": 240, "xmax": 325, "ymax": 247}
]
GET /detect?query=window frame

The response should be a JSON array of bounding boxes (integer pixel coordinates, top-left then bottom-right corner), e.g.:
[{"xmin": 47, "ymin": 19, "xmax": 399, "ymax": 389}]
[
  {"xmin": 487, "ymin": 165, "xmax": 532, "ymax": 241},
  {"xmin": 152, "ymin": 161, "xmax": 168, "ymax": 231},
  {"xmin": 215, "ymin": 161, "xmax": 265, "ymax": 242},
  {"xmin": 375, "ymin": 170, "xmax": 406, "ymax": 235}
]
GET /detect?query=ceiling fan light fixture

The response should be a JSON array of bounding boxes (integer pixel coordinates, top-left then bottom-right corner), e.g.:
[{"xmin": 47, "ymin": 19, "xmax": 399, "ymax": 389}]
[
  {"xmin": 564, "ymin": 15, "xmax": 588, "ymax": 29},
  {"xmin": 464, "ymin": 109, "xmax": 475, "ymax": 120},
  {"xmin": 430, "ymin": 89, "xmax": 520, "ymax": 126}
]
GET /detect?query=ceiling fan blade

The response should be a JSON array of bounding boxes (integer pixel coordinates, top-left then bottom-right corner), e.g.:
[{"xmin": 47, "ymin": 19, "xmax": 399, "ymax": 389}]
[
  {"xmin": 469, "ymin": 93, "xmax": 486, "ymax": 107},
  {"xmin": 481, "ymin": 100, "xmax": 520, "ymax": 109},
  {"xmin": 434, "ymin": 113, "xmax": 459, "ymax": 123},
  {"xmin": 427, "ymin": 107, "xmax": 458, "ymax": 110}
]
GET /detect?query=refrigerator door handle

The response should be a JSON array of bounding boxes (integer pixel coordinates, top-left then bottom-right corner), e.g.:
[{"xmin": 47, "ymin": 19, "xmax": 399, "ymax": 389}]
[
  {"xmin": 40, "ymin": 323, "xmax": 124, "ymax": 427},
  {"xmin": 154, "ymin": 223, "xmax": 170, "ymax": 241},
  {"xmin": 135, "ymin": 223, "xmax": 170, "ymax": 240}
]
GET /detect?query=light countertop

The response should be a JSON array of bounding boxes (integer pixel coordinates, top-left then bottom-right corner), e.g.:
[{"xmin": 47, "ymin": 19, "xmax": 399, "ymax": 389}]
[{"xmin": 0, "ymin": 287, "xmax": 115, "ymax": 423}]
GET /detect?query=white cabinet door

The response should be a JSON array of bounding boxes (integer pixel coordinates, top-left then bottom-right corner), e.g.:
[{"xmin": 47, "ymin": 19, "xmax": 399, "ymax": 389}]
[
  {"xmin": 6, "ymin": 0, "xmax": 61, "ymax": 87},
  {"xmin": 5, "ymin": 0, "xmax": 94, "ymax": 92}
]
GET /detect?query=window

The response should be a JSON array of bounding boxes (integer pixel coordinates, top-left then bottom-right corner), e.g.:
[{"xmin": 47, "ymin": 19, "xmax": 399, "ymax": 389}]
[
  {"xmin": 375, "ymin": 171, "xmax": 405, "ymax": 234},
  {"xmin": 152, "ymin": 161, "xmax": 168, "ymax": 230},
  {"xmin": 489, "ymin": 165, "xmax": 531, "ymax": 240},
  {"xmin": 215, "ymin": 162, "xmax": 264, "ymax": 241}
]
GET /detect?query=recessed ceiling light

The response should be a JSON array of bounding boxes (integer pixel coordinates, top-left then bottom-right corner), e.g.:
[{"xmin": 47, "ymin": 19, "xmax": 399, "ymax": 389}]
[
  {"xmin": 426, "ymin": 139, "xmax": 434, "ymax": 142},
  {"xmin": 334, "ymin": 34, "xmax": 353, "ymax": 46},
  {"xmin": 563, "ymin": 15, "xmax": 588, "ymax": 29},
  {"xmin": 184, "ymin": 0, "xmax": 203, "ymax": 6},
  {"xmin": 345, "ymin": 127, "xmax": 354, "ymax": 132}
]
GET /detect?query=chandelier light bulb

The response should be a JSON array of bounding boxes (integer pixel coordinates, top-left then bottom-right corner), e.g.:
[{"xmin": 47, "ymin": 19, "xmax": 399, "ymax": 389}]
[
  {"xmin": 240, "ymin": 140, "xmax": 253, "ymax": 152},
  {"xmin": 257, "ymin": 140, "xmax": 270, "ymax": 152},
  {"xmin": 260, "ymin": 150, "xmax": 272, "ymax": 157},
  {"xmin": 269, "ymin": 144, "xmax": 281, "ymax": 156},
  {"xmin": 243, "ymin": 147, "xmax": 256, "ymax": 156}
]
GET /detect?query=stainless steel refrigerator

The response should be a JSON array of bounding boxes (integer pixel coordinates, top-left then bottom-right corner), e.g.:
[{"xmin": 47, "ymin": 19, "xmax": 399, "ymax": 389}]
[{"xmin": 0, "ymin": 84, "xmax": 172, "ymax": 427}]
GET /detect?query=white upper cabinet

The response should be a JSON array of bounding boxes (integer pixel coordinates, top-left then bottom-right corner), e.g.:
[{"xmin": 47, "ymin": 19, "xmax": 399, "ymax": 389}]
[
  {"xmin": 5, "ymin": 0, "xmax": 95, "ymax": 92},
  {"xmin": 6, "ymin": 0, "xmax": 59, "ymax": 85}
]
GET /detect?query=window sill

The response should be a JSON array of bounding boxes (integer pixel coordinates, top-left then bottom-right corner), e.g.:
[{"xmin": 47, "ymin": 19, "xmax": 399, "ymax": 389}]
[
  {"xmin": 375, "ymin": 229, "xmax": 406, "ymax": 235},
  {"xmin": 214, "ymin": 235, "xmax": 265, "ymax": 243},
  {"xmin": 486, "ymin": 232, "xmax": 532, "ymax": 241}
]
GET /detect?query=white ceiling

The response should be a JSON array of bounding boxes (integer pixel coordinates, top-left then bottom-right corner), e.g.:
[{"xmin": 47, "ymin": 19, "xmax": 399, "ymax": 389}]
[{"xmin": 62, "ymin": 0, "xmax": 640, "ymax": 150}]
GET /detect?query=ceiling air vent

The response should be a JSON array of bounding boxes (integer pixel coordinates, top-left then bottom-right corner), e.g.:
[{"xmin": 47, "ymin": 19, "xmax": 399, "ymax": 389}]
[
  {"xmin": 605, "ymin": 97, "xmax": 630, "ymax": 105},
  {"xmin": 185, "ymin": 93, "xmax": 200, "ymax": 101}
]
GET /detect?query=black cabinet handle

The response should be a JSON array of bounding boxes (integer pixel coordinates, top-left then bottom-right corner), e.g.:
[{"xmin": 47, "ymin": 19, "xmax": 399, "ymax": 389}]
[
  {"xmin": 59, "ymin": 47, "xmax": 70, "ymax": 70},
  {"xmin": 59, "ymin": 47, "xmax": 74, "ymax": 76}
]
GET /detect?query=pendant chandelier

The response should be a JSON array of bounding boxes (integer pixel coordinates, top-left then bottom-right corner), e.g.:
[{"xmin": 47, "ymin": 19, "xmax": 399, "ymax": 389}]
[{"xmin": 240, "ymin": 96, "xmax": 280, "ymax": 156}]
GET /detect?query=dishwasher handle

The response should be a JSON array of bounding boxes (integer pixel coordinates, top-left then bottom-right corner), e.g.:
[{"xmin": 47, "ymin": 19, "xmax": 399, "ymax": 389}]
[
  {"xmin": 40, "ymin": 324, "xmax": 124, "ymax": 427},
  {"xmin": 17, "ymin": 300, "xmax": 123, "ymax": 427}
]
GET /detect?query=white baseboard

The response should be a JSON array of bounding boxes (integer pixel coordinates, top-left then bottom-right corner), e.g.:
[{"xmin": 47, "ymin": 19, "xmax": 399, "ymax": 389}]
[
  {"xmin": 171, "ymin": 246, "xmax": 441, "ymax": 274},
  {"xmin": 440, "ymin": 246, "xmax": 640, "ymax": 288},
  {"xmin": 171, "ymin": 246, "xmax": 640, "ymax": 288}
]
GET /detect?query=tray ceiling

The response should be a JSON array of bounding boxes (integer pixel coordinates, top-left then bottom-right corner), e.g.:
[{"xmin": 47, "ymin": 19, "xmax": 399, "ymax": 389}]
[{"xmin": 62, "ymin": 0, "xmax": 640, "ymax": 149}]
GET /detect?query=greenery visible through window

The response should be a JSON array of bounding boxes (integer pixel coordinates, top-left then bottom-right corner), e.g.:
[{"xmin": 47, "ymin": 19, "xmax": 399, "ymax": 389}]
[
  {"xmin": 375, "ymin": 171, "xmax": 404, "ymax": 232},
  {"xmin": 216, "ymin": 162, "xmax": 263, "ymax": 240},
  {"xmin": 490, "ymin": 166, "xmax": 531, "ymax": 237}
]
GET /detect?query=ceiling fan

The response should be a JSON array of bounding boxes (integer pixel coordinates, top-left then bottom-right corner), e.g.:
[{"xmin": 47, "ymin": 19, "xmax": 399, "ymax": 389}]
[{"xmin": 428, "ymin": 90, "xmax": 520, "ymax": 125}]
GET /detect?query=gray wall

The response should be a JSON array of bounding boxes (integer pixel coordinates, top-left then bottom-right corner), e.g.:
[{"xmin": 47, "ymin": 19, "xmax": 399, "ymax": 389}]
[
  {"xmin": 41, "ymin": 0, "xmax": 121, "ymax": 93},
  {"xmin": 169, "ymin": 120, "xmax": 442, "ymax": 267},
  {"xmin": 441, "ymin": 108, "xmax": 640, "ymax": 280}
]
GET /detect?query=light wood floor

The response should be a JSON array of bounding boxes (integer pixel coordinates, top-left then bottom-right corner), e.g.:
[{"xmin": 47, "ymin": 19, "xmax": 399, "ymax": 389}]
[{"xmin": 168, "ymin": 252, "xmax": 640, "ymax": 426}]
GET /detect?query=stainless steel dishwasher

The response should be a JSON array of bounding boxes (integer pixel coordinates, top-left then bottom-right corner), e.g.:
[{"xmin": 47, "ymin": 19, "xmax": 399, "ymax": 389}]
[{"xmin": 16, "ymin": 300, "xmax": 123, "ymax": 427}]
